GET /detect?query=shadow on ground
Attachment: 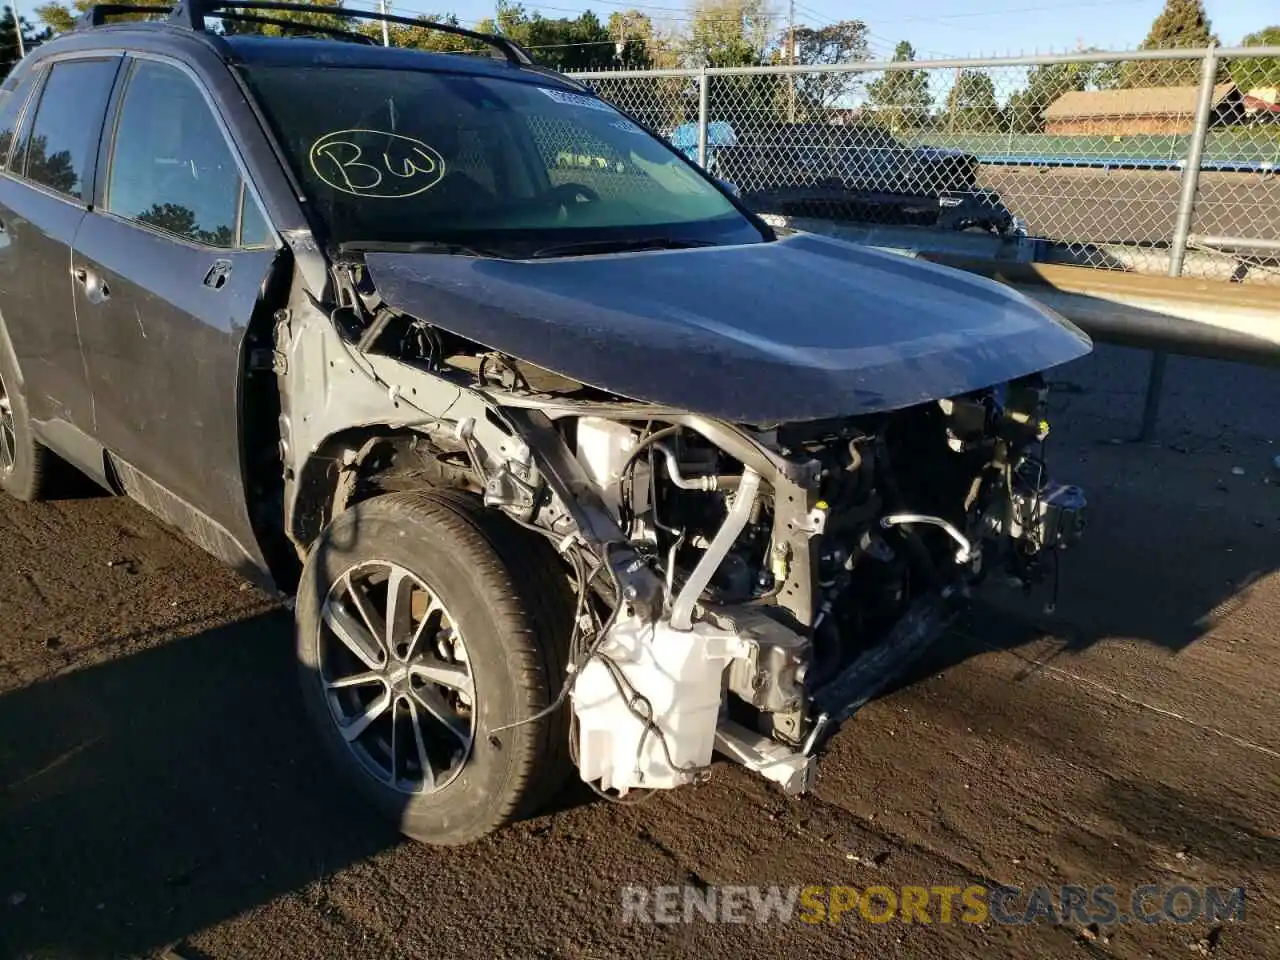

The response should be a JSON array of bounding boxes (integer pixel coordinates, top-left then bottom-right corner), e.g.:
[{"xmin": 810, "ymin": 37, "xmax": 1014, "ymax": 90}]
[
  {"xmin": 1101, "ymin": 778, "xmax": 1280, "ymax": 879},
  {"xmin": 877, "ymin": 419, "xmax": 1280, "ymax": 703},
  {"xmin": 0, "ymin": 612, "xmax": 401, "ymax": 959}
]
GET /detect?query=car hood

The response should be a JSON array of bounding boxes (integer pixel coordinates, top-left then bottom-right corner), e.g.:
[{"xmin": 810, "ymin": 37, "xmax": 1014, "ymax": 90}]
[{"xmin": 364, "ymin": 232, "xmax": 1091, "ymax": 424}]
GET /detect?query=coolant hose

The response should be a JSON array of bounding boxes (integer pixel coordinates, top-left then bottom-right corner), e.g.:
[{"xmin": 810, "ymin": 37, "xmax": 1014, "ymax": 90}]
[
  {"xmin": 653, "ymin": 442, "xmax": 741, "ymax": 492},
  {"xmin": 875, "ymin": 445, "xmax": 945, "ymax": 591},
  {"xmin": 670, "ymin": 467, "xmax": 762, "ymax": 630}
]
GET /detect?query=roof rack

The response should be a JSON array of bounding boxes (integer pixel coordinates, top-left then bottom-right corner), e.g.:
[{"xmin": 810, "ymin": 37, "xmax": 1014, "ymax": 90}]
[
  {"xmin": 77, "ymin": 3, "xmax": 376, "ymax": 43},
  {"xmin": 219, "ymin": 10, "xmax": 379, "ymax": 42},
  {"xmin": 160, "ymin": 1, "xmax": 531, "ymax": 64}
]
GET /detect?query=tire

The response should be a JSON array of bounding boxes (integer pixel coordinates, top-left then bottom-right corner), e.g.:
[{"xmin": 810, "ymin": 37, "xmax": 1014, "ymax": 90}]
[
  {"xmin": 0, "ymin": 344, "xmax": 49, "ymax": 502},
  {"xmin": 295, "ymin": 490, "xmax": 573, "ymax": 846}
]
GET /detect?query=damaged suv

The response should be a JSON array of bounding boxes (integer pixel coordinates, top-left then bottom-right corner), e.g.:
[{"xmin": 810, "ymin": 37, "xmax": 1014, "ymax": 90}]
[{"xmin": 0, "ymin": 2, "xmax": 1090, "ymax": 845}]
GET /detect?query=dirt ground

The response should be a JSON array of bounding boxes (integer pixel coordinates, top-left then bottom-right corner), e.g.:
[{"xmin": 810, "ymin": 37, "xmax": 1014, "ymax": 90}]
[{"xmin": 1, "ymin": 345, "xmax": 1277, "ymax": 960}]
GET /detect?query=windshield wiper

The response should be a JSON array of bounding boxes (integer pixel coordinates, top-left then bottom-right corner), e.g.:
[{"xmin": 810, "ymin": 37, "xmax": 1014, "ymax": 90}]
[
  {"xmin": 340, "ymin": 240, "xmax": 504, "ymax": 258},
  {"xmin": 528, "ymin": 237, "xmax": 718, "ymax": 259}
]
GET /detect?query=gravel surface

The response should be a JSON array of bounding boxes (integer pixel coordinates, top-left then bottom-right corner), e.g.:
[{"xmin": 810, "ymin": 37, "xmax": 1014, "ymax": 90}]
[{"xmin": 1, "ymin": 345, "xmax": 1277, "ymax": 960}]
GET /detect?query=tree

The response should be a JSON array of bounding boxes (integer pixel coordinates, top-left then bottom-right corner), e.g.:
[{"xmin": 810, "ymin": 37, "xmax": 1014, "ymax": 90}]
[
  {"xmin": 219, "ymin": 0, "xmax": 350, "ymax": 37},
  {"xmin": 607, "ymin": 10, "xmax": 668, "ymax": 69},
  {"xmin": 35, "ymin": 0, "xmax": 365, "ymax": 36},
  {"xmin": 683, "ymin": 0, "xmax": 772, "ymax": 68},
  {"xmin": 1124, "ymin": 0, "xmax": 1218, "ymax": 87},
  {"xmin": 678, "ymin": 0, "xmax": 779, "ymax": 133},
  {"xmin": 24, "ymin": 134, "xmax": 76, "ymax": 193},
  {"xmin": 946, "ymin": 69, "xmax": 1001, "ymax": 132},
  {"xmin": 0, "ymin": 6, "xmax": 49, "ymax": 74},
  {"xmin": 139, "ymin": 202, "xmax": 232, "ymax": 246},
  {"xmin": 36, "ymin": 0, "xmax": 169, "ymax": 33},
  {"xmin": 866, "ymin": 41, "xmax": 932, "ymax": 132},
  {"xmin": 477, "ymin": 3, "xmax": 620, "ymax": 72},
  {"xmin": 789, "ymin": 20, "xmax": 870, "ymax": 112},
  {"xmin": 356, "ymin": 12, "xmax": 491, "ymax": 53},
  {"xmin": 1230, "ymin": 26, "xmax": 1280, "ymax": 92},
  {"xmin": 596, "ymin": 12, "xmax": 686, "ymax": 132}
]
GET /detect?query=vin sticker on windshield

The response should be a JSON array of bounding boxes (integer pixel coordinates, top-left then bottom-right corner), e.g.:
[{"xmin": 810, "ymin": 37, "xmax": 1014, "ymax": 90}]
[{"xmin": 538, "ymin": 88, "xmax": 614, "ymax": 112}]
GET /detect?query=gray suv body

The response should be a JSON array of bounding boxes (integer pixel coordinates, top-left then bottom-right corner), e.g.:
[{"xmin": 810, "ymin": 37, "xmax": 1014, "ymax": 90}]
[{"xmin": 0, "ymin": 3, "xmax": 1090, "ymax": 845}]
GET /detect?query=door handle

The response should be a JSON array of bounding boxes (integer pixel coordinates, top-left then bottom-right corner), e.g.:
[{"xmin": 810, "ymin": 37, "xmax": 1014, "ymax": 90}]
[
  {"xmin": 203, "ymin": 259, "xmax": 232, "ymax": 290},
  {"xmin": 73, "ymin": 265, "xmax": 110, "ymax": 304}
]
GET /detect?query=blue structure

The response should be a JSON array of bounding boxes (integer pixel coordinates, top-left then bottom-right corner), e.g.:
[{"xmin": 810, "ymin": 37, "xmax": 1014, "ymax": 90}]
[{"xmin": 670, "ymin": 120, "xmax": 738, "ymax": 172}]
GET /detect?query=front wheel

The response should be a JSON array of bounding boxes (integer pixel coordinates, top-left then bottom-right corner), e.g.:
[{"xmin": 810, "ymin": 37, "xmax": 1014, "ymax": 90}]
[
  {"xmin": 295, "ymin": 491, "xmax": 573, "ymax": 846},
  {"xmin": 0, "ymin": 347, "xmax": 50, "ymax": 502}
]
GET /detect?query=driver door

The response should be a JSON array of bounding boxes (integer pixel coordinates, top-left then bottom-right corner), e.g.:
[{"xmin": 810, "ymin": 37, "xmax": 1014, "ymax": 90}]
[{"xmin": 71, "ymin": 56, "xmax": 278, "ymax": 568}]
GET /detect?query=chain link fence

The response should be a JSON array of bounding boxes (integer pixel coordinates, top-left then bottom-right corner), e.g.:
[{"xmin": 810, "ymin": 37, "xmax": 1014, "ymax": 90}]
[{"xmin": 569, "ymin": 47, "xmax": 1280, "ymax": 285}]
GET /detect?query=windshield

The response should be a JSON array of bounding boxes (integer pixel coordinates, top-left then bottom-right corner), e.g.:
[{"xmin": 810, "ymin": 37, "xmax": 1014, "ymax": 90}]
[{"xmin": 240, "ymin": 66, "xmax": 765, "ymax": 253}]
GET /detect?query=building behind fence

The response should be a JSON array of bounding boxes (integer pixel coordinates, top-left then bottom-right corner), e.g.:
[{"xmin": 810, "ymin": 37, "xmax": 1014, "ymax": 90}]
[{"xmin": 567, "ymin": 46, "xmax": 1280, "ymax": 285}]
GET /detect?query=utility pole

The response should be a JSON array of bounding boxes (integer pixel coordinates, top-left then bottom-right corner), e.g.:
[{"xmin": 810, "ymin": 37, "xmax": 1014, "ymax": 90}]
[
  {"xmin": 12, "ymin": 0, "xmax": 25, "ymax": 59},
  {"xmin": 948, "ymin": 66, "xmax": 960, "ymax": 134},
  {"xmin": 614, "ymin": 13, "xmax": 628, "ymax": 63},
  {"xmin": 378, "ymin": 0, "xmax": 390, "ymax": 47},
  {"xmin": 786, "ymin": 0, "xmax": 795, "ymax": 121}
]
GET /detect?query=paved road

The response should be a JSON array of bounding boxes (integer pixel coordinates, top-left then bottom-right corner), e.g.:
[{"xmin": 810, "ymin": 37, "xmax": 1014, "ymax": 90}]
[
  {"xmin": 979, "ymin": 166, "xmax": 1280, "ymax": 250},
  {"xmin": 1, "ymin": 346, "xmax": 1278, "ymax": 960}
]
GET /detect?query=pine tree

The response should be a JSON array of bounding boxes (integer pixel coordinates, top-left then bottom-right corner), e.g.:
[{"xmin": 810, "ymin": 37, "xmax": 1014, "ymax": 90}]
[
  {"xmin": 946, "ymin": 69, "xmax": 1002, "ymax": 132},
  {"xmin": 1124, "ymin": 0, "xmax": 1218, "ymax": 87},
  {"xmin": 866, "ymin": 41, "xmax": 933, "ymax": 132},
  {"xmin": 0, "ymin": 6, "xmax": 49, "ymax": 76}
]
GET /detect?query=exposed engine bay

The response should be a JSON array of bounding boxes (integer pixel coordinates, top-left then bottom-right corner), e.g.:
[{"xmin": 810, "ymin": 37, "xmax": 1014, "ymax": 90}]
[
  {"xmin": 558, "ymin": 382, "xmax": 1085, "ymax": 795},
  {"xmin": 284, "ymin": 258, "xmax": 1088, "ymax": 801}
]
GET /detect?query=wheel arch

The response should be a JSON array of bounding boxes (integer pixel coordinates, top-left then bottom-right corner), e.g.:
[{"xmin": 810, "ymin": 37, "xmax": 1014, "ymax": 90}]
[{"xmin": 288, "ymin": 424, "xmax": 480, "ymax": 559}]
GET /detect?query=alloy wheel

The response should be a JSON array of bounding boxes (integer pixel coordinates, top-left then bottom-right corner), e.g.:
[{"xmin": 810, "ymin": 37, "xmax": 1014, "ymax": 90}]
[
  {"xmin": 317, "ymin": 560, "xmax": 476, "ymax": 794},
  {"xmin": 0, "ymin": 371, "xmax": 15, "ymax": 477}
]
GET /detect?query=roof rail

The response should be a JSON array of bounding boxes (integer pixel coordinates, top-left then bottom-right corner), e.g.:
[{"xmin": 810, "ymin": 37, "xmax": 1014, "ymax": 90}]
[
  {"xmin": 76, "ymin": 3, "xmax": 375, "ymax": 42},
  {"xmin": 217, "ymin": 11, "xmax": 378, "ymax": 42},
  {"xmin": 163, "ymin": 1, "xmax": 531, "ymax": 64}
]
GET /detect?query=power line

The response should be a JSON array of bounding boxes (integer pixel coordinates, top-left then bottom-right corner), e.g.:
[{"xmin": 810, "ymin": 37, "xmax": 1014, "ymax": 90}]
[
  {"xmin": 523, "ymin": 2, "xmax": 793, "ymax": 23},
  {"xmin": 864, "ymin": 31, "xmax": 957, "ymax": 59},
  {"xmin": 517, "ymin": 36, "xmax": 656, "ymax": 50},
  {"xmin": 791, "ymin": 1, "xmax": 831, "ymax": 26},
  {"xmin": 364, "ymin": 0, "xmax": 947, "ymax": 59}
]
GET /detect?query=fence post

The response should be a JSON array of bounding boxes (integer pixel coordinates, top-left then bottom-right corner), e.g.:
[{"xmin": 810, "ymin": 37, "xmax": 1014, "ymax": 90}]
[
  {"xmin": 1141, "ymin": 45, "xmax": 1218, "ymax": 441},
  {"xmin": 697, "ymin": 67, "xmax": 709, "ymax": 169},
  {"xmin": 1169, "ymin": 45, "xmax": 1218, "ymax": 277}
]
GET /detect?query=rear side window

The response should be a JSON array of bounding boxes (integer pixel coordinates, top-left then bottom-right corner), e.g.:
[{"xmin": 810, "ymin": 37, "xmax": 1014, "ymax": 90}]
[
  {"xmin": 17, "ymin": 58, "xmax": 118, "ymax": 201},
  {"xmin": 0, "ymin": 68, "xmax": 40, "ymax": 168},
  {"xmin": 106, "ymin": 60, "xmax": 267, "ymax": 248}
]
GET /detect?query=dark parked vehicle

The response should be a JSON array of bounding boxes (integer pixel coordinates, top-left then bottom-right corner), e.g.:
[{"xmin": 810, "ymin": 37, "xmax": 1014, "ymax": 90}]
[
  {"xmin": 709, "ymin": 121, "xmax": 1020, "ymax": 234},
  {"xmin": 0, "ymin": 2, "xmax": 1088, "ymax": 846}
]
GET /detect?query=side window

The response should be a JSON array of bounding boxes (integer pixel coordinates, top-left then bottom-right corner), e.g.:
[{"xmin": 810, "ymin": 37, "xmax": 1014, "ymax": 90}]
[
  {"xmin": 107, "ymin": 60, "xmax": 269, "ymax": 248},
  {"xmin": 17, "ymin": 59, "xmax": 119, "ymax": 200},
  {"xmin": 0, "ymin": 68, "xmax": 40, "ymax": 168},
  {"xmin": 237, "ymin": 182, "xmax": 272, "ymax": 248}
]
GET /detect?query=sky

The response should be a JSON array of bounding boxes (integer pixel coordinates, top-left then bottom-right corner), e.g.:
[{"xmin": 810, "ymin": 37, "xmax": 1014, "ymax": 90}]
[{"xmin": 353, "ymin": 0, "xmax": 1266, "ymax": 59}]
